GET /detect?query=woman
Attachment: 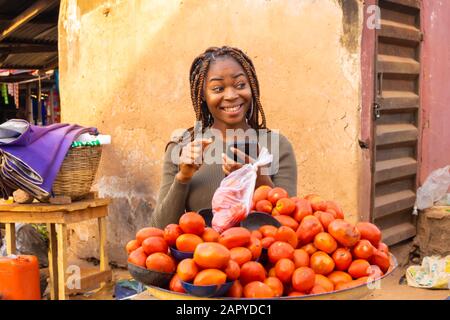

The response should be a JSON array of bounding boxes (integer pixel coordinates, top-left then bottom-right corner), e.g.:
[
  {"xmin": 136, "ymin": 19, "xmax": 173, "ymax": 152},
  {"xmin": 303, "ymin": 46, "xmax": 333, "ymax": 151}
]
[{"xmin": 150, "ymin": 46, "xmax": 297, "ymax": 229}]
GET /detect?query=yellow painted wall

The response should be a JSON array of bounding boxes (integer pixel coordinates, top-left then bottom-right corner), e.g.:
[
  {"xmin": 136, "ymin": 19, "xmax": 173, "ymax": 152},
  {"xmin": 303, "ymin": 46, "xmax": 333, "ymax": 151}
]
[{"xmin": 59, "ymin": 0, "xmax": 363, "ymax": 264}]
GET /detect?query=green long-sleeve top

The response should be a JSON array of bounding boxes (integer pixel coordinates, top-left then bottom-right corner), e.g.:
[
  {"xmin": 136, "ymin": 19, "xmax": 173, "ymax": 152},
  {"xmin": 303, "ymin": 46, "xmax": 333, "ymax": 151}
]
[{"xmin": 150, "ymin": 131, "xmax": 297, "ymax": 229}]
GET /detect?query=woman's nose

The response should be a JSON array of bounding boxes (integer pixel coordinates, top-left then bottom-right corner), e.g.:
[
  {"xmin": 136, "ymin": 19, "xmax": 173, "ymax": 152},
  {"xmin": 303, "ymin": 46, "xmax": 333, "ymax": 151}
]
[{"xmin": 224, "ymin": 87, "xmax": 238, "ymax": 100}]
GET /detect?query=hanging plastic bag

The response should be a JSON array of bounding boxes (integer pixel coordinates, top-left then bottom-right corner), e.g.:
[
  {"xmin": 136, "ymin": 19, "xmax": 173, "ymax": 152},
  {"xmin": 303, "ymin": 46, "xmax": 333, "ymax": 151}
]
[
  {"xmin": 212, "ymin": 147, "xmax": 273, "ymax": 233},
  {"xmin": 413, "ymin": 165, "xmax": 450, "ymax": 214}
]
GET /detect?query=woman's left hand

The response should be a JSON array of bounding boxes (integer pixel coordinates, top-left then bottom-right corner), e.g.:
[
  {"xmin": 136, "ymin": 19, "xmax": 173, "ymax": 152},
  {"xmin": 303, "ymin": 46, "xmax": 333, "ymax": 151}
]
[
  {"xmin": 222, "ymin": 148, "xmax": 274, "ymax": 188},
  {"xmin": 221, "ymin": 147, "xmax": 251, "ymax": 176}
]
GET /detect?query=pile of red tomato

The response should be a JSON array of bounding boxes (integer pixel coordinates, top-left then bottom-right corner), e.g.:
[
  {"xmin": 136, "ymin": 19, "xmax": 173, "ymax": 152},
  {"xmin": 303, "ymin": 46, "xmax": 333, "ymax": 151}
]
[{"xmin": 126, "ymin": 186, "xmax": 391, "ymax": 298}]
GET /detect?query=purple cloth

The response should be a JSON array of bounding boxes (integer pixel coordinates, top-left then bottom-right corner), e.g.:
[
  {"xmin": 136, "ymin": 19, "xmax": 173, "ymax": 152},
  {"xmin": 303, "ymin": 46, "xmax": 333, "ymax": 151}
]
[{"xmin": 0, "ymin": 120, "xmax": 97, "ymax": 194}]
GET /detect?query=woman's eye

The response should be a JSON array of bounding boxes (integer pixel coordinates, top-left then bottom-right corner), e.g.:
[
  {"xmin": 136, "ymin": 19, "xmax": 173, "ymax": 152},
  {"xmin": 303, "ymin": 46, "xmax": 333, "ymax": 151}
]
[
  {"xmin": 236, "ymin": 83, "xmax": 246, "ymax": 89},
  {"xmin": 212, "ymin": 87, "xmax": 223, "ymax": 93}
]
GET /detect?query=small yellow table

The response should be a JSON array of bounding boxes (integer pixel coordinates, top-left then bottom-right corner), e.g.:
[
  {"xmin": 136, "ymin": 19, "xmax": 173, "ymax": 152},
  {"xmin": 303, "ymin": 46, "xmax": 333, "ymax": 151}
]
[{"xmin": 0, "ymin": 198, "xmax": 112, "ymax": 300}]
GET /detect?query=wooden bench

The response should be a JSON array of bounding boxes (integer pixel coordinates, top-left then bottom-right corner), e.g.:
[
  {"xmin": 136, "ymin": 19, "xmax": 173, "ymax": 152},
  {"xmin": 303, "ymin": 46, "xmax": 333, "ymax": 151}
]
[{"xmin": 0, "ymin": 198, "xmax": 112, "ymax": 300}]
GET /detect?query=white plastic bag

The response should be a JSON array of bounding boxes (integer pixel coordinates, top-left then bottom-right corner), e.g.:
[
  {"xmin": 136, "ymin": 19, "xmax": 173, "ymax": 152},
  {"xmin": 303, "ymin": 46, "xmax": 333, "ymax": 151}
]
[
  {"xmin": 406, "ymin": 255, "xmax": 450, "ymax": 289},
  {"xmin": 414, "ymin": 165, "xmax": 450, "ymax": 214},
  {"xmin": 212, "ymin": 147, "xmax": 273, "ymax": 233}
]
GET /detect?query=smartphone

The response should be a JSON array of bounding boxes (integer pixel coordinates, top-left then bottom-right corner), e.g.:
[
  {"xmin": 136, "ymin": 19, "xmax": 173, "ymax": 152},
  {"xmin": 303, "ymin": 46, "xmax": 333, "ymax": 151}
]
[{"xmin": 226, "ymin": 141, "xmax": 259, "ymax": 164}]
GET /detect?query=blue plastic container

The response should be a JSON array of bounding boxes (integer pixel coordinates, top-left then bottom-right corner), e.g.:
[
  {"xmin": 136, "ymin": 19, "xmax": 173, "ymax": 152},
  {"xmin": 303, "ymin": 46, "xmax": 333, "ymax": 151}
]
[
  {"xmin": 180, "ymin": 280, "xmax": 234, "ymax": 298},
  {"xmin": 170, "ymin": 247, "xmax": 194, "ymax": 261}
]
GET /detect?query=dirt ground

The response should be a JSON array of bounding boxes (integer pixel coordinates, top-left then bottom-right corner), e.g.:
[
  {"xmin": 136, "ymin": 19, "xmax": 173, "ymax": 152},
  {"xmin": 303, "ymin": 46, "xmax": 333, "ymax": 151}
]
[{"xmin": 63, "ymin": 240, "xmax": 449, "ymax": 301}]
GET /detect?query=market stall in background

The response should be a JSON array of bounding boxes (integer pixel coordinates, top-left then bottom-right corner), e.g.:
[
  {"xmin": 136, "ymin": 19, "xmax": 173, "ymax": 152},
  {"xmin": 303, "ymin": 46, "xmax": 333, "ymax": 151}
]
[{"xmin": 0, "ymin": 0, "xmax": 60, "ymax": 126}]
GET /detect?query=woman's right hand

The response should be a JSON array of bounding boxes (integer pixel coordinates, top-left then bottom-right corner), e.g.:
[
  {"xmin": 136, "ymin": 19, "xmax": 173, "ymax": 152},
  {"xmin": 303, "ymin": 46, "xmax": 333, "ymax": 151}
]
[{"xmin": 176, "ymin": 138, "xmax": 213, "ymax": 183}]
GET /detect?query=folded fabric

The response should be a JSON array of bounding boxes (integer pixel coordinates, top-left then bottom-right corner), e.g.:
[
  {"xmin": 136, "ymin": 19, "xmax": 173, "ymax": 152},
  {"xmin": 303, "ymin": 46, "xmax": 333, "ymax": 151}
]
[{"xmin": 0, "ymin": 119, "xmax": 97, "ymax": 200}]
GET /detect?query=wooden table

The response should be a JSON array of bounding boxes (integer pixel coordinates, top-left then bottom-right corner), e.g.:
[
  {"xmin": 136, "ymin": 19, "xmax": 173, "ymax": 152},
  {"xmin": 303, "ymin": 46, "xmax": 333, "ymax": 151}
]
[{"xmin": 0, "ymin": 198, "xmax": 112, "ymax": 300}]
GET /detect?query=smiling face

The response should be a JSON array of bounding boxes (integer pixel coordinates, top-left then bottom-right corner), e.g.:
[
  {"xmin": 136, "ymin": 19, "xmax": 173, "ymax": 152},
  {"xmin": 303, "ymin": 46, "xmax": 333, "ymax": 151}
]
[{"xmin": 203, "ymin": 56, "xmax": 253, "ymax": 130}]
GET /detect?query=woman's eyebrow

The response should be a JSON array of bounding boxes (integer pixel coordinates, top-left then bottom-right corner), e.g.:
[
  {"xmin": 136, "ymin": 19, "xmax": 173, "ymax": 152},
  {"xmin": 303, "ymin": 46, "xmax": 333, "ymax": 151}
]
[
  {"xmin": 209, "ymin": 77, "xmax": 223, "ymax": 82},
  {"xmin": 208, "ymin": 73, "xmax": 245, "ymax": 82}
]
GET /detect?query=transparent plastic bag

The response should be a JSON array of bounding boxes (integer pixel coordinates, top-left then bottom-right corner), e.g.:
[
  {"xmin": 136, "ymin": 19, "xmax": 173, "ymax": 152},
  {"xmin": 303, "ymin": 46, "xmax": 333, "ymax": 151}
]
[
  {"xmin": 212, "ymin": 147, "xmax": 273, "ymax": 233},
  {"xmin": 413, "ymin": 165, "xmax": 450, "ymax": 214}
]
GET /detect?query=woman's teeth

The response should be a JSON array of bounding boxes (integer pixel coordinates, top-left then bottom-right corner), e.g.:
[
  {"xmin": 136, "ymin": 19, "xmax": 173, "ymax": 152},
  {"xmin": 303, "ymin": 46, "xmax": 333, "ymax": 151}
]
[{"xmin": 221, "ymin": 104, "xmax": 242, "ymax": 112}]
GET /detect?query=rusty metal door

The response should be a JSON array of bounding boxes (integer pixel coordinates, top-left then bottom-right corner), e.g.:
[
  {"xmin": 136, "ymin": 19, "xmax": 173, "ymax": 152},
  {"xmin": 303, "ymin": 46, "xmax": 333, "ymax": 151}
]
[{"xmin": 372, "ymin": 0, "xmax": 422, "ymax": 245}]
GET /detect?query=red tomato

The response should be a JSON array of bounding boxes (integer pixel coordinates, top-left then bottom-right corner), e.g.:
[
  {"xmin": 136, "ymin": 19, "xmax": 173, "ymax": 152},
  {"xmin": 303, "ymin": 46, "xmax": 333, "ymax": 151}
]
[
  {"xmin": 348, "ymin": 259, "xmax": 371, "ymax": 279},
  {"xmin": 275, "ymin": 198, "xmax": 296, "ymax": 215},
  {"xmin": 352, "ymin": 240, "xmax": 375, "ymax": 260},
  {"xmin": 310, "ymin": 251, "xmax": 335, "ymax": 275},
  {"xmin": 274, "ymin": 258, "xmax": 295, "ymax": 283},
  {"xmin": 332, "ymin": 248, "xmax": 352, "ymax": 271},
  {"xmin": 267, "ymin": 187, "xmax": 289, "ymax": 205},
  {"xmin": 328, "ymin": 219, "xmax": 361, "ymax": 247},
  {"xmin": 291, "ymin": 267, "xmax": 315, "ymax": 293},
  {"xmin": 227, "ymin": 280, "xmax": 243, "ymax": 298},
  {"xmin": 128, "ymin": 247, "xmax": 147, "ymax": 268},
  {"xmin": 253, "ymin": 185, "xmax": 272, "ymax": 203},
  {"xmin": 275, "ymin": 226, "xmax": 298, "ymax": 248},
  {"xmin": 325, "ymin": 201, "xmax": 345, "ymax": 219},
  {"xmin": 313, "ymin": 232, "xmax": 338, "ymax": 254},
  {"xmin": 274, "ymin": 215, "xmax": 299, "ymax": 230},
  {"xmin": 292, "ymin": 198, "xmax": 313, "ymax": 223},
  {"xmin": 267, "ymin": 241, "xmax": 295, "ymax": 264},
  {"xmin": 378, "ymin": 242, "xmax": 389, "ymax": 255},
  {"xmin": 179, "ymin": 212, "xmax": 206, "ymax": 235},
  {"xmin": 126, "ymin": 240, "xmax": 140, "ymax": 254},
  {"xmin": 264, "ymin": 277, "xmax": 284, "ymax": 297},
  {"xmin": 261, "ymin": 237, "xmax": 276, "ymax": 249},
  {"xmin": 356, "ymin": 222, "xmax": 382, "ymax": 247},
  {"xmin": 296, "ymin": 216, "xmax": 324, "ymax": 246},
  {"xmin": 169, "ymin": 275, "xmax": 186, "ymax": 293},
  {"xmin": 239, "ymin": 261, "xmax": 267, "ymax": 285},
  {"xmin": 293, "ymin": 249, "xmax": 310, "ymax": 268},
  {"xmin": 314, "ymin": 211, "xmax": 335, "ymax": 231},
  {"xmin": 255, "ymin": 200, "xmax": 273, "ymax": 214},
  {"xmin": 369, "ymin": 249, "xmax": 390, "ymax": 273},
  {"xmin": 306, "ymin": 195, "xmax": 327, "ymax": 212},
  {"xmin": 142, "ymin": 236, "xmax": 168, "ymax": 255},
  {"xmin": 164, "ymin": 224, "xmax": 183, "ymax": 246}
]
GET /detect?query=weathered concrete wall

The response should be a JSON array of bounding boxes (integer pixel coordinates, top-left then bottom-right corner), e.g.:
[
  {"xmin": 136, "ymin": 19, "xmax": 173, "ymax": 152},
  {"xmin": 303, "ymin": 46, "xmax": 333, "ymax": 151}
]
[
  {"xmin": 59, "ymin": 0, "xmax": 364, "ymax": 265},
  {"xmin": 420, "ymin": 0, "xmax": 450, "ymax": 184}
]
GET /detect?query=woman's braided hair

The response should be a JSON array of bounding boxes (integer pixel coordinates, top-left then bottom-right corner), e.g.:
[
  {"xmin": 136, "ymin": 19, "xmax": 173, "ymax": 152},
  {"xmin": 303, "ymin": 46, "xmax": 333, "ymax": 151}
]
[
  {"xmin": 189, "ymin": 46, "xmax": 267, "ymax": 132},
  {"xmin": 166, "ymin": 46, "xmax": 268, "ymax": 150}
]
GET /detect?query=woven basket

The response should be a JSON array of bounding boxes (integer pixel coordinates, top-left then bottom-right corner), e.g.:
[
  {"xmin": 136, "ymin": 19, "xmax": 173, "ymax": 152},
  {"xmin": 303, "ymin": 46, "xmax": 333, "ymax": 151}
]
[{"xmin": 52, "ymin": 146, "xmax": 102, "ymax": 200}]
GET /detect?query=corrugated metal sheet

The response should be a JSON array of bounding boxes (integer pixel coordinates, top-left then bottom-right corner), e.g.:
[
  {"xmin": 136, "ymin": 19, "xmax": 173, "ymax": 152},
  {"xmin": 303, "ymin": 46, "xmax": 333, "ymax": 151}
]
[
  {"xmin": 3, "ymin": 52, "xmax": 57, "ymax": 68},
  {"xmin": 0, "ymin": 0, "xmax": 59, "ymax": 72},
  {"xmin": 8, "ymin": 23, "xmax": 58, "ymax": 43}
]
